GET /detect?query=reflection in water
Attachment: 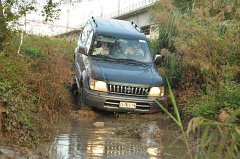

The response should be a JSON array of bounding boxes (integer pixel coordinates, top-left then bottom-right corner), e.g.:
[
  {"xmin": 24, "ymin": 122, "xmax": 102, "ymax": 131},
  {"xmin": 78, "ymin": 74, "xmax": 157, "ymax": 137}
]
[
  {"xmin": 146, "ymin": 147, "xmax": 161, "ymax": 156},
  {"xmin": 40, "ymin": 113, "xmax": 185, "ymax": 159},
  {"xmin": 87, "ymin": 140, "xmax": 105, "ymax": 157}
]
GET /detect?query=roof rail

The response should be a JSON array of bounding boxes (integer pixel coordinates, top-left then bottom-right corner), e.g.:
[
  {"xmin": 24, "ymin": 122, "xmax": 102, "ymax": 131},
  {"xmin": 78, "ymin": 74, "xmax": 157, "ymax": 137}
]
[
  {"xmin": 91, "ymin": 16, "xmax": 98, "ymax": 27},
  {"xmin": 131, "ymin": 21, "xmax": 143, "ymax": 33}
]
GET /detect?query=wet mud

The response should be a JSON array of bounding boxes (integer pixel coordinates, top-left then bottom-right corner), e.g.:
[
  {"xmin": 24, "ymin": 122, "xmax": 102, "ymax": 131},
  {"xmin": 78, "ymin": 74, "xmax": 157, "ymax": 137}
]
[{"xmin": 34, "ymin": 109, "xmax": 187, "ymax": 159}]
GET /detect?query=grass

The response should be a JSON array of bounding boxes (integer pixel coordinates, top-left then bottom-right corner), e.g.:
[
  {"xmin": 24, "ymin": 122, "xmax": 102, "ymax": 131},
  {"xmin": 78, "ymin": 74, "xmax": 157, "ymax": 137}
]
[
  {"xmin": 0, "ymin": 33, "xmax": 75, "ymax": 147},
  {"xmin": 156, "ymin": 78, "xmax": 240, "ymax": 158},
  {"xmin": 150, "ymin": 0, "xmax": 240, "ymax": 157}
]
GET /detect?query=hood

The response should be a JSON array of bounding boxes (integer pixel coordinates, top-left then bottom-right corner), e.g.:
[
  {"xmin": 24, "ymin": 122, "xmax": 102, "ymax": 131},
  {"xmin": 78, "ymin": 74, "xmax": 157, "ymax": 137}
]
[{"xmin": 88, "ymin": 58, "xmax": 163, "ymax": 86}]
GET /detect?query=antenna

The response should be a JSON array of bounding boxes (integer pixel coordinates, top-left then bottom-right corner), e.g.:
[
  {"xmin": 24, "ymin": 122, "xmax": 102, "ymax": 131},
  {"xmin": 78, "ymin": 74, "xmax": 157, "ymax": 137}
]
[
  {"xmin": 131, "ymin": 21, "xmax": 143, "ymax": 33},
  {"xmin": 92, "ymin": 16, "xmax": 98, "ymax": 27}
]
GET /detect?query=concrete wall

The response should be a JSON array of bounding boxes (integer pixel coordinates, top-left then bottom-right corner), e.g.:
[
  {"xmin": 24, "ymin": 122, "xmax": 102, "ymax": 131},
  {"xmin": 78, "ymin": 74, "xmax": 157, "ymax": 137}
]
[
  {"xmin": 54, "ymin": 30, "xmax": 81, "ymax": 42},
  {"xmin": 119, "ymin": 11, "xmax": 151, "ymax": 28}
]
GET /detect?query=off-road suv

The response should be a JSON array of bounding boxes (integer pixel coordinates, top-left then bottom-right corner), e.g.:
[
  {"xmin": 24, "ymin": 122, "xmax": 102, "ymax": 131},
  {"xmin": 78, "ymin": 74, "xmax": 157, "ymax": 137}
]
[{"xmin": 74, "ymin": 17, "xmax": 164, "ymax": 113}]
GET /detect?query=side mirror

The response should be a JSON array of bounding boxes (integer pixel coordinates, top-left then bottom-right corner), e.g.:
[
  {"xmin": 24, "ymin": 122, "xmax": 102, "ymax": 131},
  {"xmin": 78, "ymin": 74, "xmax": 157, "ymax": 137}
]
[
  {"xmin": 78, "ymin": 46, "xmax": 87, "ymax": 55},
  {"xmin": 154, "ymin": 54, "xmax": 162, "ymax": 65}
]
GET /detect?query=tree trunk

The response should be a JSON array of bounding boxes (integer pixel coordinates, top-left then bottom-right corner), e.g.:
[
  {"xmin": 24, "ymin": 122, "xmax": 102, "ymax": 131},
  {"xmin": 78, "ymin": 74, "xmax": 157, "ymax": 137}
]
[{"xmin": 0, "ymin": 0, "xmax": 6, "ymax": 52}]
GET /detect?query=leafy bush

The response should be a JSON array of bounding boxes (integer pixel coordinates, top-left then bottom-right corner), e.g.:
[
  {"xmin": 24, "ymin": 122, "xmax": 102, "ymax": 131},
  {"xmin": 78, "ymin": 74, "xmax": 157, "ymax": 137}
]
[{"xmin": 24, "ymin": 47, "xmax": 39, "ymax": 58}]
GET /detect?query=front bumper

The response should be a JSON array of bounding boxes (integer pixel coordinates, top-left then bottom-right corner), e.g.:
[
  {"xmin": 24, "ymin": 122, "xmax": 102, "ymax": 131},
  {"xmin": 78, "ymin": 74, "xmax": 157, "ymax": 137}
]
[{"xmin": 82, "ymin": 88, "xmax": 165, "ymax": 113}]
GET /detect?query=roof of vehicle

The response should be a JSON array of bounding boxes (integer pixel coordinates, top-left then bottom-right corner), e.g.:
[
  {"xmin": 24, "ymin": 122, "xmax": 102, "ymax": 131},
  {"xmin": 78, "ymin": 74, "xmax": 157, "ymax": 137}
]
[{"xmin": 90, "ymin": 17, "xmax": 148, "ymax": 41}]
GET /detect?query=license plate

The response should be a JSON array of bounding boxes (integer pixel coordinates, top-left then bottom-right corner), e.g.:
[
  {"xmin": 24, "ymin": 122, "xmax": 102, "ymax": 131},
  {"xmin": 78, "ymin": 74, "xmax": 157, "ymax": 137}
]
[{"xmin": 119, "ymin": 102, "xmax": 136, "ymax": 109}]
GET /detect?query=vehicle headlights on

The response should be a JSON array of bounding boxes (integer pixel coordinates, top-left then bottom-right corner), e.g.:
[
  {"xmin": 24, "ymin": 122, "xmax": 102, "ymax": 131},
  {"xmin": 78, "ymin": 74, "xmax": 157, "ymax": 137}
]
[
  {"xmin": 89, "ymin": 79, "xmax": 108, "ymax": 92},
  {"xmin": 148, "ymin": 86, "xmax": 164, "ymax": 97}
]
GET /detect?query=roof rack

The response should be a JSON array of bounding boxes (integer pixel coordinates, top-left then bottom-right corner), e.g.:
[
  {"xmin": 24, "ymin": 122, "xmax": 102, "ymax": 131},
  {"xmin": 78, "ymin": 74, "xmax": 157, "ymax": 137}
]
[
  {"xmin": 91, "ymin": 16, "xmax": 98, "ymax": 27},
  {"xmin": 131, "ymin": 21, "xmax": 143, "ymax": 33}
]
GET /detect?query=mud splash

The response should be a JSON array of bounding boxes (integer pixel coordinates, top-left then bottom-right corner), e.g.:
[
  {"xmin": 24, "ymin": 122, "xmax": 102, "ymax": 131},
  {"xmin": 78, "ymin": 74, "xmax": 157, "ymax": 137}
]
[{"xmin": 34, "ymin": 110, "xmax": 187, "ymax": 159}]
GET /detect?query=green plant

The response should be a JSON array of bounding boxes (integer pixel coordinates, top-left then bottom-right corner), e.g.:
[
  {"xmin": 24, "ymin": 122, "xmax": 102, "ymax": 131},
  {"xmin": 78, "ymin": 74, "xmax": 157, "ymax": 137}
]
[
  {"xmin": 190, "ymin": 95, "xmax": 218, "ymax": 118},
  {"xmin": 156, "ymin": 79, "xmax": 194, "ymax": 158},
  {"xmin": 24, "ymin": 47, "xmax": 39, "ymax": 58},
  {"xmin": 151, "ymin": 0, "xmax": 240, "ymax": 119},
  {"xmin": 217, "ymin": 81, "xmax": 240, "ymax": 110},
  {"xmin": 0, "ymin": 34, "xmax": 74, "ymax": 147},
  {"xmin": 187, "ymin": 115, "xmax": 240, "ymax": 159},
  {"xmin": 156, "ymin": 79, "xmax": 240, "ymax": 158}
]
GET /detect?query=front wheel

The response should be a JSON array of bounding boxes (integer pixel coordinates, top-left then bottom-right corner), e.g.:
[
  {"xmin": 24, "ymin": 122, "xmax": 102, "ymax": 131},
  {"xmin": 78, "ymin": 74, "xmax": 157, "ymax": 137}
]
[
  {"xmin": 77, "ymin": 87, "xmax": 92, "ymax": 110},
  {"xmin": 77, "ymin": 88, "xmax": 84, "ymax": 110}
]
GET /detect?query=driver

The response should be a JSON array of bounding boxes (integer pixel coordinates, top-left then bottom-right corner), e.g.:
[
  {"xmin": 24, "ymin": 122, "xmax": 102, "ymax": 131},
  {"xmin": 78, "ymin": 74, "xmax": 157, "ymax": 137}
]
[
  {"xmin": 93, "ymin": 42, "xmax": 109, "ymax": 55},
  {"xmin": 125, "ymin": 41, "xmax": 144, "ymax": 55}
]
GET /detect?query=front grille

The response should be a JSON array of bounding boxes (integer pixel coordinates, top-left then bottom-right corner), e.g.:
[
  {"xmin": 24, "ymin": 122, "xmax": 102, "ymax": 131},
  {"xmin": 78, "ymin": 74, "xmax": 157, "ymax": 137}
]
[{"xmin": 107, "ymin": 84, "xmax": 149, "ymax": 96}]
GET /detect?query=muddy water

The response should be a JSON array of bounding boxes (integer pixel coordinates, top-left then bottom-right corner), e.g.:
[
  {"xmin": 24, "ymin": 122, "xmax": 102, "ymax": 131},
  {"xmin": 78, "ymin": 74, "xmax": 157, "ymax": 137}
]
[{"xmin": 36, "ymin": 110, "xmax": 187, "ymax": 159}]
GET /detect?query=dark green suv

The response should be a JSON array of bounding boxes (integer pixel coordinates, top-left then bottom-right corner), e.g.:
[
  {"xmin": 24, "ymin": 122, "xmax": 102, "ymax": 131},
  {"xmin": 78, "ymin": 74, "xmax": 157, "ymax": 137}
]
[{"xmin": 74, "ymin": 17, "xmax": 164, "ymax": 113}]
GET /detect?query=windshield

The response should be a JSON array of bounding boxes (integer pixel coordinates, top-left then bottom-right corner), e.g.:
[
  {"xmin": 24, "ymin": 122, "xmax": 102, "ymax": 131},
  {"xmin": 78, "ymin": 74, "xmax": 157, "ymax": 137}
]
[{"xmin": 91, "ymin": 36, "xmax": 153, "ymax": 63}]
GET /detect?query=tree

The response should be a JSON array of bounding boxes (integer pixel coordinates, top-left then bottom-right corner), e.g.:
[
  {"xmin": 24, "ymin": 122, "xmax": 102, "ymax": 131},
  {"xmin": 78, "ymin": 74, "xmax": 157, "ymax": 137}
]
[
  {"xmin": 0, "ymin": 0, "xmax": 6, "ymax": 51},
  {"xmin": 0, "ymin": 0, "xmax": 61, "ymax": 52}
]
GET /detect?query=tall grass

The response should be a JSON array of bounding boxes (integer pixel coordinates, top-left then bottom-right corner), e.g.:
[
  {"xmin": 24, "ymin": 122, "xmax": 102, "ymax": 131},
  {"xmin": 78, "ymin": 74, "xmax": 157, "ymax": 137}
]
[
  {"xmin": 156, "ymin": 79, "xmax": 240, "ymax": 158},
  {"xmin": 151, "ymin": 0, "xmax": 240, "ymax": 157},
  {"xmin": 156, "ymin": 79, "xmax": 194, "ymax": 158}
]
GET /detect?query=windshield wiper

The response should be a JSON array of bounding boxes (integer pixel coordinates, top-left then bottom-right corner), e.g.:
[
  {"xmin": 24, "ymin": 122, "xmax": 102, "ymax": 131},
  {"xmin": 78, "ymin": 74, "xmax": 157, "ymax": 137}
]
[
  {"xmin": 116, "ymin": 58, "xmax": 149, "ymax": 66},
  {"xmin": 92, "ymin": 54, "xmax": 118, "ymax": 61}
]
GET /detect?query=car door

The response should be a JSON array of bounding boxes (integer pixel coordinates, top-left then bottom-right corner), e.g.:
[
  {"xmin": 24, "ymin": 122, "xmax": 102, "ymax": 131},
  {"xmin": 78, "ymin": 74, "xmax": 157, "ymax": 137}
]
[{"xmin": 75, "ymin": 21, "xmax": 94, "ymax": 82}]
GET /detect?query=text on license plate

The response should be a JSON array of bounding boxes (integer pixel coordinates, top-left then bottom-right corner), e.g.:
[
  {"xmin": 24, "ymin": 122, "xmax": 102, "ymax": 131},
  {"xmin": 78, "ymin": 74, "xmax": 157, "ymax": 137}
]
[{"xmin": 119, "ymin": 102, "xmax": 136, "ymax": 109}]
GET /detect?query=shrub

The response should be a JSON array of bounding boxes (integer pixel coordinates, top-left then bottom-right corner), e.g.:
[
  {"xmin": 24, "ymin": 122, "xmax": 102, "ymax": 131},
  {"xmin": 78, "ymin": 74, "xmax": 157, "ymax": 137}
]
[
  {"xmin": 24, "ymin": 47, "xmax": 39, "ymax": 58},
  {"xmin": 0, "ymin": 34, "xmax": 74, "ymax": 147},
  {"xmin": 217, "ymin": 81, "xmax": 240, "ymax": 110},
  {"xmin": 151, "ymin": 0, "xmax": 240, "ymax": 118}
]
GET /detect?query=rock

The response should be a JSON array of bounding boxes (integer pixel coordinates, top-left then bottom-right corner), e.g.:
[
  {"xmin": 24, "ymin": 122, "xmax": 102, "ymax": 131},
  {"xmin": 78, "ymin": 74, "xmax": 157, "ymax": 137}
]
[{"xmin": 93, "ymin": 122, "xmax": 104, "ymax": 127}]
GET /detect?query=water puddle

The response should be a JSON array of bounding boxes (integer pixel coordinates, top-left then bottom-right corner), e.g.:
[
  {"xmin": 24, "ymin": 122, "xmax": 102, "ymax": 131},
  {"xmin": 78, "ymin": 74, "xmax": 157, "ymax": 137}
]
[{"xmin": 36, "ymin": 110, "xmax": 187, "ymax": 159}]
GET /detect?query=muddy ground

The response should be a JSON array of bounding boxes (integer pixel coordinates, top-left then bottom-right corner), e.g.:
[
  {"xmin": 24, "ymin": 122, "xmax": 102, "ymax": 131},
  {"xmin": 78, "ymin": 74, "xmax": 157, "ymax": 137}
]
[{"xmin": 0, "ymin": 108, "xmax": 187, "ymax": 159}]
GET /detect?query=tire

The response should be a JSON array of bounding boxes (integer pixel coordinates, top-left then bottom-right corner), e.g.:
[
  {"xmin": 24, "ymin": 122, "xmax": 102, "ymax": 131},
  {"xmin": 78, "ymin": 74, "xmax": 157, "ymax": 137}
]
[
  {"xmin": 71, "ymin": 83, "xmax": 78, "ymax": 94},
  {"xmin": 77, "ymin": 88, "xmax": 84, "ymax": 110}
]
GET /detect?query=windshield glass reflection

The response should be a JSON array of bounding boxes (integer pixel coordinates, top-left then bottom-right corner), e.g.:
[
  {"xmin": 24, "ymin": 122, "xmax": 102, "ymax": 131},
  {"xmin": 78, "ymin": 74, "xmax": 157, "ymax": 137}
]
[{"xmin": 91, "ymin": 36, "xmax": 153, "ymax": 63}]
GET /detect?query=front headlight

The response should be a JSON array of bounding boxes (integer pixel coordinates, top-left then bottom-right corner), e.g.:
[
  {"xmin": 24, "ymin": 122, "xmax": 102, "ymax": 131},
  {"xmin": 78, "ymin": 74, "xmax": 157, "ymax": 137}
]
[
  {"xmin": 89, "ymin": 78, "xmax": 108, "ymax": 92},
  {"xmin": 148, "ymin": 86, "xmax": 164, "ymax": 97}
]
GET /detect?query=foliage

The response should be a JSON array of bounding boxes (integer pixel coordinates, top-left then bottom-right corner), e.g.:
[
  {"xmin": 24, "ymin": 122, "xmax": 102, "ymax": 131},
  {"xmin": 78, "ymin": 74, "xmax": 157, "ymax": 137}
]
[
  {"xmin": 157, "ymin": 79, "xmax": 240, "ymax": 158},
  {"xmin": 187, "ymin": 116, "xmax": 240, "ymax": 159},
  {"xmin": 41, "ymin": 1, "xmax": 61, "ymax": 22},
  {"xmin": 151, "ymin": 0, "xmax": 240, "ymax": 118},
  {"xmin": 24, "ymin": 47, "xmax": 40, "ymax": 58},
  {"xmin": 156, "ymin": 79, "xmax": 194, "ymax": 158},
  {"xmin": 1, "ymin": 0, "xmax": 61, "ymax": 24},
  {"xmin": 151, "ymin": 1, "xmax": 240, "ymax": 157},
  {"xmin": 217, "ymin": 81, "xmax": 240, "ymax": 110},
  {"xmin": 0, "ymin": 34, "xmax": 74, "ymax": 147},
  {"xmin": 0, "ymin": 0, "xmax": 61, "ymax": 52}
]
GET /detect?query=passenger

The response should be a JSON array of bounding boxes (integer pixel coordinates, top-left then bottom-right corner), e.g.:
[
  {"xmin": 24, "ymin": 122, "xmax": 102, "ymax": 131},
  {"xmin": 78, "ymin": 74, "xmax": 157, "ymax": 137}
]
[
  {"xmin": 100, "ymin": 42, "xmax": 109, "ymax": 55},
  {"xmin": 93, "ymin": 42, "xmax": 109, "ymax": 55}
]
